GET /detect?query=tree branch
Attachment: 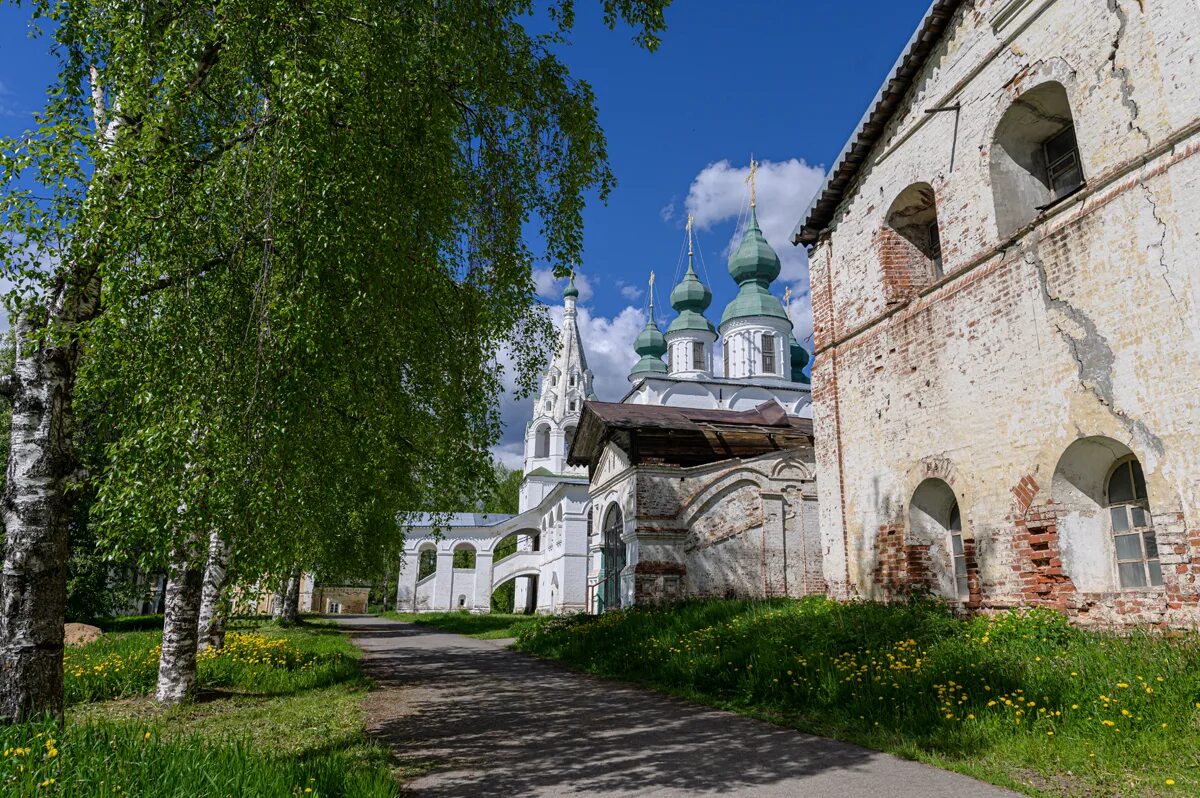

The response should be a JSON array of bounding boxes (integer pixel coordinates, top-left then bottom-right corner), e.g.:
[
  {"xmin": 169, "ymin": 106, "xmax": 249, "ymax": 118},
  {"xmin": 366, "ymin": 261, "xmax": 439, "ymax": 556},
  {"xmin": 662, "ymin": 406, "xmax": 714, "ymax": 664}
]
[
  {"xmin": 139, "ymin": 254, "xmax": 228, "ymax": 297},
  {"xmin": 185, "ymin": 115, "xmax": 277, "ymax": 175}
]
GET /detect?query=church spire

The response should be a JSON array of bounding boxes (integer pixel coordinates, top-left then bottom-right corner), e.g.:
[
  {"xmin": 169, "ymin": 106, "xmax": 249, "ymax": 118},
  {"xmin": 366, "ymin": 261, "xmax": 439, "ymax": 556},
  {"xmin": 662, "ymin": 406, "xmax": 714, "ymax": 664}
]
[
  {"xmin": 523, "ymin": 271, "xmax": 594, "ymax": 477},
  {"xmin": 628, "ymin": 272, "xmax": 667, "ymax": 382}
]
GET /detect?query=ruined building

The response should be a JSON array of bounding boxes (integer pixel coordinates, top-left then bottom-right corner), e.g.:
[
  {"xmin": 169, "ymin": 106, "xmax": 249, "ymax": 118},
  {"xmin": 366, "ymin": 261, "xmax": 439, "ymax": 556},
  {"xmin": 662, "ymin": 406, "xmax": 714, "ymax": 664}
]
[{"xmin": 794, "ymin": 0, "xmax": 1200, "ymax": 626}]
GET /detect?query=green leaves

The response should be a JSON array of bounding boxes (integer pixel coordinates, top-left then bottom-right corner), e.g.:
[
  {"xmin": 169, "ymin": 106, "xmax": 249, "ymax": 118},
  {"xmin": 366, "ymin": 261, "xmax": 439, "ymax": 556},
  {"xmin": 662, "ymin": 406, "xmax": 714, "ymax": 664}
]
[{"xmin": 3, "ymin": 0, "xmax": 671, "ymax": 581}]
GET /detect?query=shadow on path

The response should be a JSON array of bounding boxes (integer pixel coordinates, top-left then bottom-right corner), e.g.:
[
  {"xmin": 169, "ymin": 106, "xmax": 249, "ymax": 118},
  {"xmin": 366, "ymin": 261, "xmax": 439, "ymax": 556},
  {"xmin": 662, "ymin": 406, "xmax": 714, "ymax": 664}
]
[{"xmin": 336, "ymin": 617, "xmax": 1018, "ymax": 798}]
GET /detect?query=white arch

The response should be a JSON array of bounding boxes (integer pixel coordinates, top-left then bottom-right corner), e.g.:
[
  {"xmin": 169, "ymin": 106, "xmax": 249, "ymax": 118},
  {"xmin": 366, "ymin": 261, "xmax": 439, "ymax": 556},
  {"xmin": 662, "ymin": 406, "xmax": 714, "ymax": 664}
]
[
  {"xmin": 727, "ymin": 386, "xmax": 777, "ymax": 411},
  {"xmin": 660, "ymin": 382, "xmax": 720, "ymax": 409}
]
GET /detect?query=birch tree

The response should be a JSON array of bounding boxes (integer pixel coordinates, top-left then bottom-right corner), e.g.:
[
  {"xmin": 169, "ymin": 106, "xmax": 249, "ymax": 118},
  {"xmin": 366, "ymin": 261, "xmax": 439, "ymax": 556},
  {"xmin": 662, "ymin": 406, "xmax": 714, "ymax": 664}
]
[{"xmin": 0, "ymin": 0, "xmax": 670, "ymax": 718}]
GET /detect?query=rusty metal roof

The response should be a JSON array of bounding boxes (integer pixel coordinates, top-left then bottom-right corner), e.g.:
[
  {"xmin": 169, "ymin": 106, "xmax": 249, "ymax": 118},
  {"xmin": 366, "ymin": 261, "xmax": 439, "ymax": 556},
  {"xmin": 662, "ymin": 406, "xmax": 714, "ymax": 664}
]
[
  {"xmin": 581, "ymin": 399, "xmax": 801, "ymax": 430},
  {"xmin": 568, "ymin": 400, "xmax": 813, "ymax": 471},
  {"xmin": 793, "ymin": 0, "xmax": 964, "ymax": 247}
]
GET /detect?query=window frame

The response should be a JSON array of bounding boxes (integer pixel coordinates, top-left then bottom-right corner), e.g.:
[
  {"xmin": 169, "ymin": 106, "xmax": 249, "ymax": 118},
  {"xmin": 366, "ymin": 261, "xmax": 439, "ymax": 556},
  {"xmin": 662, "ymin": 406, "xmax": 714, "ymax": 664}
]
[
  {"xmin": 691, "ymin": 341, "xmax": 704, "ymax": 371},
  {"xmin": 949, "ymin": 502, "xmax": 968, "ymax": 601},
  {"xmin": 1105, "ymin": 456, "xmax": 1162, "ymax": 590},
  {"xmin": 761, "ymin": 333, "xmax": 776, "ymax": 375},
  {"xmin": 1043, "ymin": 124, "xmax": 1084, "ymax": 199},
  {"xmin": 928, "ymin": 219, "xmax": 943, "ymax": 278}
]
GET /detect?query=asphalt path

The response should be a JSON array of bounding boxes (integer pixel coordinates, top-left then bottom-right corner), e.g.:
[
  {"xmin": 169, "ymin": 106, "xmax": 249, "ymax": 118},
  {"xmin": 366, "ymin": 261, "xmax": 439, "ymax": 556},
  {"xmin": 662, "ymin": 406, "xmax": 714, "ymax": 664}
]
[{"xmin": 336, "ymin": 615, "xmax": 1020, "ymax": 797}]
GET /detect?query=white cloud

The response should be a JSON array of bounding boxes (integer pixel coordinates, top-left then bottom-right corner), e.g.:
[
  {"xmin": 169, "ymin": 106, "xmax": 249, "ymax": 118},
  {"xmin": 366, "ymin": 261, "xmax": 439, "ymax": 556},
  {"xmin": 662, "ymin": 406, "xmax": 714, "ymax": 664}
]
[
  {"xmin": 491, "ymin": 441, "xmax": 526, "ymax": 470},
  {"xmin": 532, "ymin": 268, "xmax": 594, "ymax": 302},
  {"xmin": 684, "ymin": 157, "xmax": 824, "ymax": 286},
  {"xmin": 659, "ymin": 197, "xmax": 677, "ymax": 223},
  {"xmin": 617, "ymin": 280, "xmax": 644, "ymax": 302},
  {"xmin": 786, "ymin": 290, "xmax": 814, "ymax": 349},
  {"xmin": 490, "ymin": 302, "xmax": 643, "ymax": 469}
]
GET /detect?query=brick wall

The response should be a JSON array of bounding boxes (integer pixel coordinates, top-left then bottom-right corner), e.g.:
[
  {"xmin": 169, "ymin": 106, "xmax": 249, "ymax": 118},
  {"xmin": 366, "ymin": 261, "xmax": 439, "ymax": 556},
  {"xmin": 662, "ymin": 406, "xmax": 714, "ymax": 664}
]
[{"xmin": 809, "ymin": 0, "xmax": 1200, "ymax": 629}]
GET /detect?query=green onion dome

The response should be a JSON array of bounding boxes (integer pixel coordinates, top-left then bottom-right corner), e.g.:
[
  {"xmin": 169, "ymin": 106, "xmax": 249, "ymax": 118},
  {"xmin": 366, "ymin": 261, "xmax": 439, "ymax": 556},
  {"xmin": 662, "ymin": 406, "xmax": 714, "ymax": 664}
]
[
  {"xmin": 720, "ymin": 207, "xmax": 789, "ymax": 326},
  {"xmin": 666, "ymin": 258, "xmax": 716, "ymax": 336},
  {"xmin": 563, "ymin": 274, "xmax": 580, "ymax": 299},
  {"xmin": 789, "ymin": 332, "xmax": 811, "ymax": 383},
  {"xmin": 629, "ymin": 307, "xmax": 668, "ymax": 377}
]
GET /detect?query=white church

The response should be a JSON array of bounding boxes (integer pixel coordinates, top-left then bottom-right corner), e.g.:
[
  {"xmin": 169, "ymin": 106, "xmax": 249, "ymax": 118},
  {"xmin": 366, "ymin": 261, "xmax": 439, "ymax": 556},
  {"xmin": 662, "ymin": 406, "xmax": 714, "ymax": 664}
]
[{"xmin": 397, "ymin": 187, "xmax": 829, "ymax": 614}]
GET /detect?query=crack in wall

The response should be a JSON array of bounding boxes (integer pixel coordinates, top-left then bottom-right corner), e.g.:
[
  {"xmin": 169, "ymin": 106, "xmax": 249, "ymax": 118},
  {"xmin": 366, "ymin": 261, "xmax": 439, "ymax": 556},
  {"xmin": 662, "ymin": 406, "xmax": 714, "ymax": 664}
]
[
  {"xmin": 1105, "ymin": 0, "xmax": 1152, "ymax": 146},
  {"xmin": 1138, "ymin": 181, "xmax": 1182, "ymax": 308},
  {"xmin": 1024, "ymin": 231, "xmax": 1165, "ymax": 458}
]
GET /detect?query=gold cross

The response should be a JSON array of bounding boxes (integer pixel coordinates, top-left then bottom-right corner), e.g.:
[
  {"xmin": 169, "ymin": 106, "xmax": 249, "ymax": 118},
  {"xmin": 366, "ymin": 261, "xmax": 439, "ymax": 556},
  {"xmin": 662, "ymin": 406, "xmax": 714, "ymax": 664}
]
[
  {"xmin": 648, "ymin": 271, "xmax": 655, "ymax": 312},
  {"xmin": 783, "ymin": 286, "xmax": 792, "ymax": 305},
  {"xmin": 686, "ymin": 213, "xmax": 694, "ymax": 256},
  {"xmin": 745, "ymin": 156, "xmax": 759, "ymax": 208}
]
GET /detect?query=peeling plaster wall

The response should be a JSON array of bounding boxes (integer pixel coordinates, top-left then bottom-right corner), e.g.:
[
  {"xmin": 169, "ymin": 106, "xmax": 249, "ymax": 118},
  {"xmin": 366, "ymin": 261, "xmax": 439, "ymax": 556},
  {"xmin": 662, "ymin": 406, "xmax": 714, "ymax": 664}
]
[
  {"xmin": 589, "ymin": 444, "xmax": 824, "ymax": 606},
  {"xmin": 809, "ymin": 0, "xmax": 1200, "ymax": 627}
]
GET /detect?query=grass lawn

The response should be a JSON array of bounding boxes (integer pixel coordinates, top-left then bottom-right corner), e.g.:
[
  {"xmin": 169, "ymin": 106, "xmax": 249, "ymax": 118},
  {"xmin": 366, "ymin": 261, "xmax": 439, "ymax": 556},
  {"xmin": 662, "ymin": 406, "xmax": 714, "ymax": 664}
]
[
  {"xmin": 381, "ymin": 610, "xmax": 540, "ymax": 639},
  {"xmin": 515, "ymin": 597, "xmax": 1200, "ymax": 798},
  {"xmin": 2, "ymin": 618, "xmax": 399, "ymax": 797}
]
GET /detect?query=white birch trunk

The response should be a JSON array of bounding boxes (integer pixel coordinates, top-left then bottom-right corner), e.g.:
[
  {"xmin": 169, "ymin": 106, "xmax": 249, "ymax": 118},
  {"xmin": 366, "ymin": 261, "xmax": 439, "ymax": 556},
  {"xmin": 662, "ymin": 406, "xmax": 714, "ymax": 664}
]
[
  {"xmin": 0, "ymin": 315, "xmax": 81, "ymax": 723},
  {"xmin": 281, "ymin": 568, "xmax": 301, "ymax": 624},
  {"xmin": 196, "ymin": 528, "xmax": 230, "ymax": 652},
  {"xmin": 0, "ymin": 68, "xmax": 117, "ymax": 721},
  {"xmin": 155, "ymin": 532, "xmax": 205, "ymax": 704}
]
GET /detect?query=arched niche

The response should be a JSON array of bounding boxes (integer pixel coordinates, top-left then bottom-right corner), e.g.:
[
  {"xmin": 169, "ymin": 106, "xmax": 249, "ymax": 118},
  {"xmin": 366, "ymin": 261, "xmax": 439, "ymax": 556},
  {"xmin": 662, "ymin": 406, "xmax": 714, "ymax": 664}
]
[
  {"xmin": 907, "ymin": 478, "xmax": 967, "ymax": 601},
  {"xmin": 534, "ymin": 423, "xmax": 551, "ymax": 458},
  {"xmin": 990, "ymin": 81, "xmax": 1084, "ymax": 239}
]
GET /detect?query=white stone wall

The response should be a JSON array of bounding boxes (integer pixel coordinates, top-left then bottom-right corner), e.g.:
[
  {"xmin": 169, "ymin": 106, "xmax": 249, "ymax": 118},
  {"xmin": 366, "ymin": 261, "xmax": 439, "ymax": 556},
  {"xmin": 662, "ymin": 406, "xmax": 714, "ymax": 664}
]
[{"xmin": 587, "ymin": 443, "xmax": 824, "ymax": 606}]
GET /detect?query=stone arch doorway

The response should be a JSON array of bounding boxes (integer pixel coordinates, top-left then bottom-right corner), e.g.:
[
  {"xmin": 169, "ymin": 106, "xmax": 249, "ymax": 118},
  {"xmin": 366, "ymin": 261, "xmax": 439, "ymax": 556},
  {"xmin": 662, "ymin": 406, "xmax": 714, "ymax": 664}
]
[{"xmin": 599, "ymin": 504, "xmax": 626, "ymax": 612}]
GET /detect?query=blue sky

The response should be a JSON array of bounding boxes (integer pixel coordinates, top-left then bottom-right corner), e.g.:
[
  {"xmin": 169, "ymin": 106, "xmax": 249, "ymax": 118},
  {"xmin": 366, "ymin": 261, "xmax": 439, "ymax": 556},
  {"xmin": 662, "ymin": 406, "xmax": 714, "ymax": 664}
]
[{"xmin": 0, "ymin": 1, "xmax": 933, "ymax": 467}]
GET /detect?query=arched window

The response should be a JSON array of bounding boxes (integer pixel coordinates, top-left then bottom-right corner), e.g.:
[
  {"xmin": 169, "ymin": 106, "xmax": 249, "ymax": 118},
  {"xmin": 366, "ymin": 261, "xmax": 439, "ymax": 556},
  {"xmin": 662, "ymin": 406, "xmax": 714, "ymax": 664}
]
[
  {"xmin": 1106, "ymin": 456, "xmax": 1161, "ymax": 588},
  {"xmin": 417, "ymin": 547, "xmax": 437, "ymax": 580},
  {"xmin": 453, "ymin": 543, "xmax": 476, "ymax": 569},
  {"xmin": 692, "ymin": 341, "xmax": 704, "ymax": 371},
  {"xmin": 723, "ymin": 343, "xmax": 730, "ymax": 377},
  {"xmin": 534, "ymin": 424, "xmax": 551, "ymax": 458},
  {"xmin": 1052, "ymin": 437, "xmax": 1164, "ymax": 592},
  {"xmin": 884, "ymin": 182, "xmax": 942, "ymax": 285},
  {"xmin": 991, "ymin": 81, "xmax": 1084, "ymax": 239},
  {"xmin": 599, "ymin": 504, "xmax": 626, "ymax": 612}
]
